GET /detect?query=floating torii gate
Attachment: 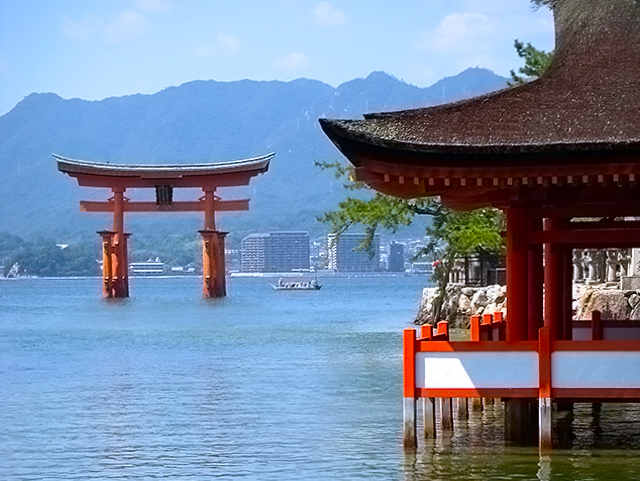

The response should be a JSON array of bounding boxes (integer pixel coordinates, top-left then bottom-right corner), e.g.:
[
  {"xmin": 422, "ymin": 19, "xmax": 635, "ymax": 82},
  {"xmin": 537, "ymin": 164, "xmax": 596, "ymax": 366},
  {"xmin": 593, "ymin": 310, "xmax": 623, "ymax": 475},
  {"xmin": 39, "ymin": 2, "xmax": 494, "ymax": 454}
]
[{"xmin": 56, "ymin": 153, "xmax": 272, "ymax": 298}]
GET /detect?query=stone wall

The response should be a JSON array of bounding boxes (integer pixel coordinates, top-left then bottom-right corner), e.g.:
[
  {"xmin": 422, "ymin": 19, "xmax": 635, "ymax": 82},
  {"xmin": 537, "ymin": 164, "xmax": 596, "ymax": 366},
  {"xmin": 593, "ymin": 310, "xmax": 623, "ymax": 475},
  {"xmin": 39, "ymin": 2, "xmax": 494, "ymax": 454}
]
[
  {"xmin": 416, "ymin": 284, "xmax": 507, "ymax": 328},
  {"xmin": 574, "ymin": 284, "xmax": 640, "ymax": 320},
  {"xmin": 416, "ymin": 282, "xmax": 640, "ymax": 327}
]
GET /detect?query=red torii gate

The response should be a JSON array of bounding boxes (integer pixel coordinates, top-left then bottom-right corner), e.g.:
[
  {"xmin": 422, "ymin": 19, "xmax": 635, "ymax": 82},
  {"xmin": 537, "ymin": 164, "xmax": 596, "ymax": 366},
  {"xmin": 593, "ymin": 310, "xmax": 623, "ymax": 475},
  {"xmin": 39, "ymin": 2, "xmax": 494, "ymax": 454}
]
[{"xmin": 56, "ymin": 153, "xmax": 272, "ymax": 298}]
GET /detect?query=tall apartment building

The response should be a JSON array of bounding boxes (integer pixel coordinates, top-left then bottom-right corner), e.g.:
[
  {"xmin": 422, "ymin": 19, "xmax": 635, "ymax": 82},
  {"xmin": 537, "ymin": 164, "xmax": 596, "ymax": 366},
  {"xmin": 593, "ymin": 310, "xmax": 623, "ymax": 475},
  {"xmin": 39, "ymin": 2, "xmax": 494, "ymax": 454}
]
[
  {"xmin": 241, "ymin": 231, "xmax": 310, "ymax": 273},
  {"xmin": 388, "ymin": 241, "xmax": 405, "ymax": 272},
  {"xmin": 327, "ymin": 233, "xmax": 380, "ymax": 272}
]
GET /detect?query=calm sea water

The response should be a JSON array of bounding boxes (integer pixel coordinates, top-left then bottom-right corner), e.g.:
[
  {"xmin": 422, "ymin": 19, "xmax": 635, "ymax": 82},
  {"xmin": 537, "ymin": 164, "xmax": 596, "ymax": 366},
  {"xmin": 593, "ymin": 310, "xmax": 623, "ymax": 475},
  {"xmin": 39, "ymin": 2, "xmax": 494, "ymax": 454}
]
[{"xmin": 2, "ymin": 276, "xmax": 640, "ymax": 480}]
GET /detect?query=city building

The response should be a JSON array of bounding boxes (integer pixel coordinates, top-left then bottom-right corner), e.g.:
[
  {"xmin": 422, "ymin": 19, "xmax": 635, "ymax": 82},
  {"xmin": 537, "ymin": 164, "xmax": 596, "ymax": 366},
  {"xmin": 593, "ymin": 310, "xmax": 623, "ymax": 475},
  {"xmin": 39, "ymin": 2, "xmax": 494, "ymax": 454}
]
[
  {"xmin": 388, "ymin": 242, "xmax": 405, "ymax": 272},
  {"xmin": 327, "ymin": 233, "xmax": 380, "ymax": 272},
  {"xmin": 241, "ymin": 231, "xmax": 310, "ymax": 273}
]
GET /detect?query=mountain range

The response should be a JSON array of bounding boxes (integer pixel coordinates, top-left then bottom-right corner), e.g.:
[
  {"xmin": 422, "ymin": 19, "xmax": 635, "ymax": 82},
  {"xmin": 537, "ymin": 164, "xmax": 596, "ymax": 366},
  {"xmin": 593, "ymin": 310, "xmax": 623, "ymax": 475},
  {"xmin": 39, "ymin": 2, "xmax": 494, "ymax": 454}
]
[{"xmin": 0, "ymin": 68, "xmax": 507, "ymax": 247}]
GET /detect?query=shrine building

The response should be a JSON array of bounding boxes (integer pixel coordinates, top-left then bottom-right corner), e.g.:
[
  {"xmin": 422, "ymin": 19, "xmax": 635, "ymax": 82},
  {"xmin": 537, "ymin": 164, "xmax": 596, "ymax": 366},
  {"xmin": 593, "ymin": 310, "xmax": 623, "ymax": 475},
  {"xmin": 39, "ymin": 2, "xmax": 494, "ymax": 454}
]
[
  {"xmin": 320, "ymin": 0, "xmax": 640, "ymax": 450},
  {"xmin": 57, "ymin": 153, "xmax": 272, "ymax": 299}
]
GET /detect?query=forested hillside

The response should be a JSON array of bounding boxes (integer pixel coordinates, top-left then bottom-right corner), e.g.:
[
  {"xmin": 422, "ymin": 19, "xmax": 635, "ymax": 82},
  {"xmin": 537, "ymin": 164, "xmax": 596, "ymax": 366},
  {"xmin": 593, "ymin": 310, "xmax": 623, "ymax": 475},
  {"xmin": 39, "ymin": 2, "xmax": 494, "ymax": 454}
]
[{"xmin": 0, "ymin": 68, "xmax": 507, "ymax": 251}]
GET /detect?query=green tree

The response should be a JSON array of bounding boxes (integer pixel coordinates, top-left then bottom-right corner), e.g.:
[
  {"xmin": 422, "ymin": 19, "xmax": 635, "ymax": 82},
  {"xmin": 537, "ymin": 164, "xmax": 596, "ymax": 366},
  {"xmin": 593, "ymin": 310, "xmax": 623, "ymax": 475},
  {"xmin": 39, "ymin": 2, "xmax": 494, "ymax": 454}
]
[
  {"xmin": 508, "ymin": 40, "xmax": 554, "ymax": 86},
  {"xmin": 423, "ymin": 208, "xmax": 504, "ymax": 321},
  {"xmin": 530, "ymin": 0, "xmax": 556, "ymax": 9},
  {"xmin": 316, "ymin": 161, "xmax": 504, "ymax": 323}
]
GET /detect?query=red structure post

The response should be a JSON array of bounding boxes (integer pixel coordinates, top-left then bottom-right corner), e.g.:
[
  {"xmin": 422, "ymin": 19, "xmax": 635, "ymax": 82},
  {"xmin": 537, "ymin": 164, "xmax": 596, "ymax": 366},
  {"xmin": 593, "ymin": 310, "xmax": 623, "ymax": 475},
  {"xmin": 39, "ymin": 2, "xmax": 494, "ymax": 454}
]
[
  {"xmin": 98, "ymin": 230, "xmax": 115, "ymax": 298},
  {"xmin": 505, "ymin": 207, "xmax": 531, "ymax": 443},
  {"xmin": 538, "ymin": 326, "xmax": 553, "ymax": 450},
  {"xmin": 563, "ymin": 246, "xmax": 573, "ymax": 340},
  {"xmin": 528, "ymin": 219, "xmax": 544, "ymax": 341},
  {"xmin": 203, "ymin": 189, "xmax": 216, "ymax": 230},
  {"xmin": 544, "ymin": 218, "xmax": 565, "ymax": 340},
  {"xmin": 111, "ymin": 188, "xmax": 128, "ymax": 298},
  {"xmin": 200, "ymin": 189, "xmax": 227, "ymax": 298},
  {"xmin": 505, "ymin": 207, "xmax": 529, "ymax": 342},
  {"xmin": 122, "ymin": 233, "xmax": 131, "ymax": 297},
  {"xmin": 403, "ymin": 328, "xmax": 417, "ymax": 448},
  {"xmin": 215, "ymin": 232, "xmax": 228, "ymax": 297}
]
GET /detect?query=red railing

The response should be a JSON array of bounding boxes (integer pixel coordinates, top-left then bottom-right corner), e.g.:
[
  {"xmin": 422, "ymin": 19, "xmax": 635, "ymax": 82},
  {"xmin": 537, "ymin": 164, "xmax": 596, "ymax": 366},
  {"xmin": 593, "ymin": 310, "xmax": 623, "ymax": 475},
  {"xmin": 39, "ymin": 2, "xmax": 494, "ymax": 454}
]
[{"xmin": 470, "ymin": 311, "xmax": 506, "ymax": 341}]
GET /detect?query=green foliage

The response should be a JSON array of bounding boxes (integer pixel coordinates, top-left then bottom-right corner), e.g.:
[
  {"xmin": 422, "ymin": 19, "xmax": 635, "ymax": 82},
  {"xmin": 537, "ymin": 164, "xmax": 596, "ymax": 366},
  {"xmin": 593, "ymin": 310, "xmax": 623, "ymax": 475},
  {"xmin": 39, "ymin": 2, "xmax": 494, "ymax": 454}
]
[
  {"xmin": 530, "ymin": 0, "xmax": 556, "ymax": 9},
  {"xmin": 508, "ymin": 40, "xmax": 554, "ymax": 86},
  {"xmin": 423, "ymin": 209, "xmax": 504, "ymax": 260},
  {"xmin": 316, "ymin": 161, "xmax": 504, "ymax": 261},
  {"xmin": 317, "ymin": 161, "xmax": 506, "ymax": 322},
  {"xmin": 315, "ymin": 161, "xmax": 441, "ymax": 256},
  {"xmin": 132, "ymin": 234, "xmax": 201, "ymax": 267},
  {"xmin": 0, "ymin": 231, "xmax": 203, "ymax": 277},
  {"xmin": 0, "ymin": 233, "xmax": 99, "ymax": 277}
]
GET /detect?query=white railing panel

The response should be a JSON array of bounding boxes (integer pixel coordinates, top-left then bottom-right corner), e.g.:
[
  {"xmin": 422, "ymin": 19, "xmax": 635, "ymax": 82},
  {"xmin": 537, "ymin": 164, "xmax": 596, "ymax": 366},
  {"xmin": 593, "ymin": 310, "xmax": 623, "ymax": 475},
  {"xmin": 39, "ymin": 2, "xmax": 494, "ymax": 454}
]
[
  {"xmin": 553, "ymin": 351, "xmax": 640, "ymax": 388},
  {"xmin": 416, "ymin": 351, "xmax": 539, "ymax": 389}
]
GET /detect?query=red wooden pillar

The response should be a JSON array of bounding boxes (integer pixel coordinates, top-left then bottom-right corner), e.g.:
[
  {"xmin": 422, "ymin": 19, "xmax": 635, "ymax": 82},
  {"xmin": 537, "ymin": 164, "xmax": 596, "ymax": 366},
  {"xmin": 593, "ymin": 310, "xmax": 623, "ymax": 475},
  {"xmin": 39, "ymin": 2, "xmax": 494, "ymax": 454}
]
[
  {"xmin": 215, "ymin": 232, "xmax": 228, "ymax": 297},
  {"xmin": 200, "ymin": 188, "xmax": 226, "ymax": 298},
  {"xmin": 544, "ymin": 218, "xmax": 565, "ymax": 340},
  {"xmin": 505, "ymin": 208, "xmax": 531, "ymax": 444},
  {"xmin": 528, "ymin": 218, "xmax": 544, "ymax": 341},
  {"xmin": 538, "ymin": 326, "xmax": 553, "ymax": 450},
  {"xmin": 98, "ymin": 230, "xmax": 115, "ymax": 298},
  {"xmin": 200, "ymin": 230, "xmax": 216, "ymax": 298},
  {"xmin": 506, "ymin": 207, "xmax": 529, "ymax": 342},
  {"xmin": 122, "ymin": 233, "xmax": 131, "ymax": 298},
  {"xmin": 403, "ymin": 328, "xmax": 417, "ymax": 448},
  {"xmin": 111, "ymin": 188, "xmax": 128, "ymax": 298},
  {"xmin": 563, "ymin": 246, "xmax": 573, "ymax": 340},
  {"xmin": 200, "ymin": 230, "xmax": 228, "ymax": 298},
  {"xmin": 204, "ymin": 189, "xmax": 216, "ymax": 230}
]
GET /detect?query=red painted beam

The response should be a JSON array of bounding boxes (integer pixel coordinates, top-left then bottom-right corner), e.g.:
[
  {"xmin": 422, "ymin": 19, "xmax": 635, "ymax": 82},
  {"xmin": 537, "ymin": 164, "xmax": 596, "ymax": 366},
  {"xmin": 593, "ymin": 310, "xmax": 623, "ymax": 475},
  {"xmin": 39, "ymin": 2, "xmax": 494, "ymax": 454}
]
[
  {"xmin": 531, "ymin": 228, "xmax": 640, "ymax": 246},
  {"xmin": 80, "ymin": 199, "xmax": 249, "ymax": 212}
]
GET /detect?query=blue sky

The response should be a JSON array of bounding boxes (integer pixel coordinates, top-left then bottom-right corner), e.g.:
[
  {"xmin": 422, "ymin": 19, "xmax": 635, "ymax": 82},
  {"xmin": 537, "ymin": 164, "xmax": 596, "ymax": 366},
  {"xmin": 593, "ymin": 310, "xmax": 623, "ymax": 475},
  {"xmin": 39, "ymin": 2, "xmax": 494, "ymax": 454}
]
[{"xmin": 0, "ymin": 0, "xmax": 554, "ymax": 116}]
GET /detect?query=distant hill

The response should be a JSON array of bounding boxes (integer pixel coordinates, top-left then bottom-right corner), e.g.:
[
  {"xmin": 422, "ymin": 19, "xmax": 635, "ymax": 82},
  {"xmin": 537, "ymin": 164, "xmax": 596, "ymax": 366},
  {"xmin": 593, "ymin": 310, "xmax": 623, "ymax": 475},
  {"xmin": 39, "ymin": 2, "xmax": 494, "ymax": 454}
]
[{"xmin": 0, "ymin": 68, "xmax": 507, "ymax": 247}]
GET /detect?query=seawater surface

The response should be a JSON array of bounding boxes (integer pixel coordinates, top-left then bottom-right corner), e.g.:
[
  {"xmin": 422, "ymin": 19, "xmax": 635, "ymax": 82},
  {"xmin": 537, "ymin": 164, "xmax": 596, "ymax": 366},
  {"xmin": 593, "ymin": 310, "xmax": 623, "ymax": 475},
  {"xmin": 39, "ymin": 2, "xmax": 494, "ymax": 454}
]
[{"xmin": 1, "ymin": 276, "xmax": 640, "ymax": 480}]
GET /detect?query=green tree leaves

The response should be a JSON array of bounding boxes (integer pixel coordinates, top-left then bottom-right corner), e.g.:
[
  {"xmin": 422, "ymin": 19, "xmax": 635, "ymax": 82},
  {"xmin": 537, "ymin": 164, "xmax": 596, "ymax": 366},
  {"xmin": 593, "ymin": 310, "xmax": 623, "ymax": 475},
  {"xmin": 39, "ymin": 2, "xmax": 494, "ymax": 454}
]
[{"xmin": 508, "ymin": 40, "xmax": 554, "ymax": 86}]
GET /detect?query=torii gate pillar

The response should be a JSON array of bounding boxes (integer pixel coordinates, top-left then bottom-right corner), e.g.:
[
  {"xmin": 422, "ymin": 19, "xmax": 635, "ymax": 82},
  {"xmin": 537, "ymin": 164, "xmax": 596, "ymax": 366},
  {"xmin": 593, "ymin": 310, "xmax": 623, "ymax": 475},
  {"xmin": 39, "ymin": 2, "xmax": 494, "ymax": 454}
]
[
  {"xmin": 200, "ymin": 230, "xmax": 227, "ymax": 298},
  {"xmin": 97, "ymin": 187, "xmax": 130, "ymax": 298},
  {"xmin": 200, "ymin": 189, "xmax": 227, "ymax": 298}
]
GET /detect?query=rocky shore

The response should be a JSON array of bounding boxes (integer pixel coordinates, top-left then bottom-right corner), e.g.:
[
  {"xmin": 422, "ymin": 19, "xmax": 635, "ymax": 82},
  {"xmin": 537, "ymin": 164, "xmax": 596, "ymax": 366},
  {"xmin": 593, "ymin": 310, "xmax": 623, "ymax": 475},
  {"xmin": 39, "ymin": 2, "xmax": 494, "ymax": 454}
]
[{"xmin": 416, "ymin": 283, "xmax": 640, "ymax": 327}]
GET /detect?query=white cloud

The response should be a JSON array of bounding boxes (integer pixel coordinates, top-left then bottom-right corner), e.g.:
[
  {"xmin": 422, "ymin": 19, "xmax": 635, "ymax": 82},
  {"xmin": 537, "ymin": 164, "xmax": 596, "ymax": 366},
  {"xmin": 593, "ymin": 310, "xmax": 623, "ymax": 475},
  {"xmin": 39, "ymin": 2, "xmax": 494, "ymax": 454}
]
[
  {"xmin": 196, "ymin": 33, "xmax": 242, "ymax": 58},
  {"xmin": 218, "ymin": 34, "xmax": 241, "ymax": 55},
  {"xmin": 62, "ymin": 14, "xmax": 102, "ymax": 40},
  {"xmin": 313, "ymin": 2, "xmax": 347, "ymax": 28},
  {"xmin": 105, "ymin": 9, "xmax": 148, "ymax": 43},
  {"xmin": 277, "ymin": 52, "xmax": 309, "ymax": 71},
  {"xmin": 413, "ymin": 8, "xmax": 553, "ymax": 76},
  {"xmin": 419, "ymin": 12, "xmax": 497, "ymax": 55},
  {"xmin": 135, "ymin": 0, "xmax": 171, "ymax": 13}
]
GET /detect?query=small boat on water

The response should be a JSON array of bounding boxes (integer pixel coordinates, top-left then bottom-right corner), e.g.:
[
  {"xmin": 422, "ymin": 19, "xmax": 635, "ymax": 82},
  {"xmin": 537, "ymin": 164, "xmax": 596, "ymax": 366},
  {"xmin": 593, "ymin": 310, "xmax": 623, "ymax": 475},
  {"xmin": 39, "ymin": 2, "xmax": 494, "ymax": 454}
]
[{"xmin": 272, "ymin": 277, "xmax": 322, "ymax": 290}]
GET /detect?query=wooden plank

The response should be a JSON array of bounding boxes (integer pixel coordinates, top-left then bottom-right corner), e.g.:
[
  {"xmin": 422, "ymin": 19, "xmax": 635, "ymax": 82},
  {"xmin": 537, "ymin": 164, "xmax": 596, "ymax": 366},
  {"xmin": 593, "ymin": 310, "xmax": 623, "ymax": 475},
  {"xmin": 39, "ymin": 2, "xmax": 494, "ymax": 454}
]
[{"xmin": 423, "ymin": 398, "xmax": 436, "ymax": 438}]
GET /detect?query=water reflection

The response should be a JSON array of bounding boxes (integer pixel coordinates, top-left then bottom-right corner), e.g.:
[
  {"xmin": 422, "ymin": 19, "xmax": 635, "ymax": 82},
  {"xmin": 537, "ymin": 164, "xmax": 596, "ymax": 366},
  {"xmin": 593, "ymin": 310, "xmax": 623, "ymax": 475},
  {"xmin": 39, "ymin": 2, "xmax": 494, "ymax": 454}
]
[{"xmin": 403, "ymin": 401, "xmax": 640, "ymax": 480}]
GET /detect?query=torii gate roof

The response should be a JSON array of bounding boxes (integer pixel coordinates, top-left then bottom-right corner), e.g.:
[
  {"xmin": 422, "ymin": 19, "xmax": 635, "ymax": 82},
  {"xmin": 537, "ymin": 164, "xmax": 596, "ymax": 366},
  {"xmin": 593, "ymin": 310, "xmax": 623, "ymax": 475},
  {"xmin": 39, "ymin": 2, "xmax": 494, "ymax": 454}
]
[
  {"xmin": 319, "ymin": 0, "xmax": 640, "ymax": 211},
  {"xmin": 55, "ymin": 152, "xmax": 273, "ymax": 189}
]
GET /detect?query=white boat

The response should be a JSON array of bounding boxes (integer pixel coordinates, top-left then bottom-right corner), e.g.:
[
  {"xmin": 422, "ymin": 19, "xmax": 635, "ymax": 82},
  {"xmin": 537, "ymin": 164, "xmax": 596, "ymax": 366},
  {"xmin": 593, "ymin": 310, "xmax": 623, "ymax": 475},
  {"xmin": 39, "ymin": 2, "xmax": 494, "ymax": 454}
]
[{"xmin": 272, "ymin": 277, "xmax": 322, "ymax": 290}]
